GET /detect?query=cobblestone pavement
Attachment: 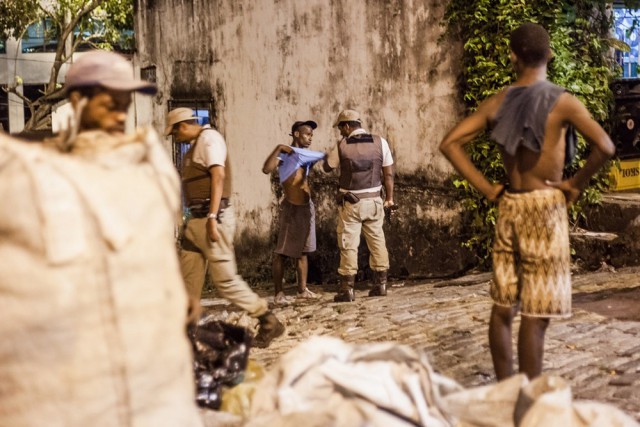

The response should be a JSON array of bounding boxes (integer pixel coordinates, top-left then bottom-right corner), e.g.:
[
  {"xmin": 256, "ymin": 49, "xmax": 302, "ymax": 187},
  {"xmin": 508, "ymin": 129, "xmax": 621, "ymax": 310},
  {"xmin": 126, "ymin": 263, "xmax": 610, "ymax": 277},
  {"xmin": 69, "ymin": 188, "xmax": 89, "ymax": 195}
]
[{"xmin": 201, "ymin": 266, "xmax": 640, "ymax": 421}]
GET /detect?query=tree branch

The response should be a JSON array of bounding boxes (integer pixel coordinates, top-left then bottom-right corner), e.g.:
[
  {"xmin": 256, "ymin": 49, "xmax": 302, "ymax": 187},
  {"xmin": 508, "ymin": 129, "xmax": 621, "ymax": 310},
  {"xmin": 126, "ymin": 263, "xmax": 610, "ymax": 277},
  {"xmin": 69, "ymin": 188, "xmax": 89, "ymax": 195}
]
[
  {"xmin": 11, "ymin": 0, "xmax": 132, "ymax": 131},
  {"xmin": 5, "ymin": 86, "xmax": 36, "ymax": 120},
  {"xmin": 48, "ymin": 0, "xmax": 104, "ymax": 94}
]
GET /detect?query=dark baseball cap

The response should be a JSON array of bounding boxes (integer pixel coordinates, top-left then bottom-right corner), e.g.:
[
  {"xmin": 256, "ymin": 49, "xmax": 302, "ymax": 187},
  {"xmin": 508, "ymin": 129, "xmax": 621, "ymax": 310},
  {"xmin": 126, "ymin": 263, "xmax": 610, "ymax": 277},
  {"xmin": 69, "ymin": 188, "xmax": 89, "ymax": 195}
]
[{"xmin": 290, "ymin": 120, "xmax": 317, "ymax": 136}]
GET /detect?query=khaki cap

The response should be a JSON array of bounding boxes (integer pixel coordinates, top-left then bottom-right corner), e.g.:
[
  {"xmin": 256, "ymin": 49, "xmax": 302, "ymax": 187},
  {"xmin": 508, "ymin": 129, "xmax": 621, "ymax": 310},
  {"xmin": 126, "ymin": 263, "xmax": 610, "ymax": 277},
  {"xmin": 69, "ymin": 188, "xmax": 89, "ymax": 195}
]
[
  {"xmin": 333, "ymin": 109, "xmax": 362, "ymax": 127},
  {"xmin": 164, "ymin": 108, "xmax": 199, "ymax": 136}
]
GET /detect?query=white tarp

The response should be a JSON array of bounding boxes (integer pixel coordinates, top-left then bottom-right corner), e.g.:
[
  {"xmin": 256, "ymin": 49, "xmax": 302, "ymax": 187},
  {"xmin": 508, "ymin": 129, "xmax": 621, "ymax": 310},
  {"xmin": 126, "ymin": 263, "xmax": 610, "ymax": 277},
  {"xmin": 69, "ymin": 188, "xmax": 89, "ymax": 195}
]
[{"xmin": 243, "ymin": 336, "xmax": 639, "ymax": 427}]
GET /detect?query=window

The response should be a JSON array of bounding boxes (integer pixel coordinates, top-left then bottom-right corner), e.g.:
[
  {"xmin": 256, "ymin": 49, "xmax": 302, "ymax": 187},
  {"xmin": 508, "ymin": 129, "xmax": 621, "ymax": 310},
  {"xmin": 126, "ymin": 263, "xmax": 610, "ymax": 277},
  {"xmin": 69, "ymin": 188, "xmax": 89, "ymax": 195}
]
[
  {"xmin": 0, "ymin": 40, "xmax": 6, "ymax": 54},
  {"xmin": 22, "ymin": 19, "xmax": 58, "ymax": 53},
  {"xmin": 0, "ymin": 88, "xmax": 8, "ymax": 133},
  {"xmin": 141, "ymin": 65, "xmax": 157, "ymax": 83},
  {"xmin": 167, "ymin": 98, "xmax": 215, "ymax": 170},
  {"xmin": 614, "ymin": 7, "xmax": 640, "ymax": 78}
]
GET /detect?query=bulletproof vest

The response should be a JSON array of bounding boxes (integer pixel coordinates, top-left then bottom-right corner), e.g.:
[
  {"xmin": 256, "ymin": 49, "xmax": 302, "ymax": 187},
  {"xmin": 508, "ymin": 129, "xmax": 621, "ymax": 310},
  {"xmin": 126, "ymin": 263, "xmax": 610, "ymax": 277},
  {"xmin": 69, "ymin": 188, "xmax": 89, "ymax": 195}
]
[
  {"xmin": 338, "ymin": 133, "xmax": 383, "ymax": 190},
  {"xmin": 181, "ymin": 128, "xmax": 232, "ymax": 205}
]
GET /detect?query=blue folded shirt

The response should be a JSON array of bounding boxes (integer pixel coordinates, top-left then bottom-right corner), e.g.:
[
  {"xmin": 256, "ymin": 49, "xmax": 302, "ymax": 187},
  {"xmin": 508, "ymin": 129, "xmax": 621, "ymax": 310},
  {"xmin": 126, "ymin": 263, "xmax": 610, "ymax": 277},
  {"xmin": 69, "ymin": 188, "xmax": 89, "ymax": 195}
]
[{"xmin": 278, "ymin": 146, "xmax": 325, "ymax": 183}]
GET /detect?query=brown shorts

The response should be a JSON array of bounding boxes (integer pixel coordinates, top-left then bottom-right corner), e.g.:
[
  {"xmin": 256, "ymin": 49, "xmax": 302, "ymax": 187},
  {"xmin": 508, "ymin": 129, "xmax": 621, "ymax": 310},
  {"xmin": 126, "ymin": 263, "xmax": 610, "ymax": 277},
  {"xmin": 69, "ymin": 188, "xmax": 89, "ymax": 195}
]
[
  {"xmin": 274, "ymin": 199, "xmax": 316, "ymax": 258},
  {"xmin": 492, "ymin": 189, "xmax": 571, "ymax": 318}
]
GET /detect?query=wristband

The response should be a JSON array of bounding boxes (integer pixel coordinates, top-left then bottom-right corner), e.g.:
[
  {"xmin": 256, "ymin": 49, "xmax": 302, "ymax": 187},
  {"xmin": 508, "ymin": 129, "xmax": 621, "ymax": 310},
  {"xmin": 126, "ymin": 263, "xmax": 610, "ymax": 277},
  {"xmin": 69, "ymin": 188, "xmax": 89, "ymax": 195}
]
[{"xmin": 207, "ymin": 212, "xmax": 217, "ymax": 220}]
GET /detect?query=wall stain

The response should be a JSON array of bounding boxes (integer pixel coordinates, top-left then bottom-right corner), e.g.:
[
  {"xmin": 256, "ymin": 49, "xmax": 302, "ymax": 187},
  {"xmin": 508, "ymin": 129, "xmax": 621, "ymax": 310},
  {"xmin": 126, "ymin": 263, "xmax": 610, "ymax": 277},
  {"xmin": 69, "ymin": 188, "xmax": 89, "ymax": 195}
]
[{"xmin": 136, "ymin": 0, "xmax": 473, "ymax": 282}]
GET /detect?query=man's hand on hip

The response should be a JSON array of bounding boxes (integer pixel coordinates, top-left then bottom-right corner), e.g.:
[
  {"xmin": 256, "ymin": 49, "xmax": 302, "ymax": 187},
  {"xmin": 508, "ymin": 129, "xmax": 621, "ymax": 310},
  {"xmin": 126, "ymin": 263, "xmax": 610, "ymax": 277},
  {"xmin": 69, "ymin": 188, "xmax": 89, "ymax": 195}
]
[{"xmin": 545, "ymin": 178, "xmax": 581, "ymax": 207}]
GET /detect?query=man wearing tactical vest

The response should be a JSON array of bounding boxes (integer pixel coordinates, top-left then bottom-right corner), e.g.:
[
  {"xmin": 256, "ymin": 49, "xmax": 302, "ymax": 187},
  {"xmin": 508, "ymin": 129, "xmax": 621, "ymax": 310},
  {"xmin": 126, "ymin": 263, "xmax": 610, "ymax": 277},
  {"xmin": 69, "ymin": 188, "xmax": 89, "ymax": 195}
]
[
  {"xmin": 323, "ymin": 110, "xmax": 395, "ymax": 302},
  {"xmin": 165, "ymin": 108, "xmax": 284, "ymax": 348}
]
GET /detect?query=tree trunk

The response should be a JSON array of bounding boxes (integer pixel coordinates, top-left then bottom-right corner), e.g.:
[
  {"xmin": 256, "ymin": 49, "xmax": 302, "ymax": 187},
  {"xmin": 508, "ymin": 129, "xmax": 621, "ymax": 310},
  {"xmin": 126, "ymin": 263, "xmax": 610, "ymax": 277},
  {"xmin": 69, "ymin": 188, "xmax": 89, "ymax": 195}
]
[{"xmin": 24, "ymin": 103, "xmax": 54, "ymax": 131}]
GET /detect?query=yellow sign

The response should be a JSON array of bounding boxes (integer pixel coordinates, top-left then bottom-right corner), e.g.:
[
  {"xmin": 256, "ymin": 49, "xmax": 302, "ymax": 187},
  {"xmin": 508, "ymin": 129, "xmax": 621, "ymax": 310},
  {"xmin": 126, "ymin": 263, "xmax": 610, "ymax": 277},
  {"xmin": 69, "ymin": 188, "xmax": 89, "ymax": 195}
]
[{"xmin": 611, "ymin": 158, "xmax": 640, "ymax": 191}]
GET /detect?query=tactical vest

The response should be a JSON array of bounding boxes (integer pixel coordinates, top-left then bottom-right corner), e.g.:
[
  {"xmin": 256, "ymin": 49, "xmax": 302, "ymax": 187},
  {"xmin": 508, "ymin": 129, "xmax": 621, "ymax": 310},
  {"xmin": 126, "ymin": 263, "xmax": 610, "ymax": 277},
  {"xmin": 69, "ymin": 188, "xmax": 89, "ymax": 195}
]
[
  {"xmin": 338, "ymin": 133, "xmax": 383, "ymax": 191},
  {"xmin": 181, "ymin": 128, "xmax": 232, "ymax": 205}
]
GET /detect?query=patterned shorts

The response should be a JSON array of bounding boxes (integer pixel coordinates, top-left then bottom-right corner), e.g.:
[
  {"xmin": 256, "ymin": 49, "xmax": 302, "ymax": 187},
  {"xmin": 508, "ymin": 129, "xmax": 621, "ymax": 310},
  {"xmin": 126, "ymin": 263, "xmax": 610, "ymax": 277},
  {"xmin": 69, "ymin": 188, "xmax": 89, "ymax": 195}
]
[{"xmin": 492, "ymin": 189, "xmax": 571, "ymax": 318}]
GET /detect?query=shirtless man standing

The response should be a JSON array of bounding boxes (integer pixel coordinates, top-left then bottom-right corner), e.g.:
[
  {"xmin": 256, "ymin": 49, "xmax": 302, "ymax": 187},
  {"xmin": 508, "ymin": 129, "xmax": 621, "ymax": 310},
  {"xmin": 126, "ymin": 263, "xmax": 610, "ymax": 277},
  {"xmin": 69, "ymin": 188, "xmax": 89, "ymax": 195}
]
[
  {"xmin": 263, "ymin": 121, "xmax": 324, "ymax": 304},
  {"xmin": 439, "ymin": 23, "xmax": 615, "ymax": 380}
]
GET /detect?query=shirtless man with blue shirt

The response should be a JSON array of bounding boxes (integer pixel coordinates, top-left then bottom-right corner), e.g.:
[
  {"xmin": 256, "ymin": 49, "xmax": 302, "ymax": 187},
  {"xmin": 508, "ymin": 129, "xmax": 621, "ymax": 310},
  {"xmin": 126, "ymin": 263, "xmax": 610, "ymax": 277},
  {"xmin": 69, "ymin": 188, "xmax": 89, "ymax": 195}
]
[
  {"xmin": 440, "ymin": 23, "xmax": 615, "ymax": 380},
  {"xmin": 263, "ymin": 121, "xmax": 324, "ymax": 304}
]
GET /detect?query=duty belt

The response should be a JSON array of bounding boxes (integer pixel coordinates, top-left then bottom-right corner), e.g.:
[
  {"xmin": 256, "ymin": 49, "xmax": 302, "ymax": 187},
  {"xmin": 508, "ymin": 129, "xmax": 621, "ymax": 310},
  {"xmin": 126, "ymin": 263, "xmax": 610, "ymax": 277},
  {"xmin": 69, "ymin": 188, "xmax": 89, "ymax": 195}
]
[
  {"xmin": 337, "ymin": 191, "xmax": 381, "ymax": 205},
  {"xmin": 188, "ymin": 198, "xmax": 231, "ymax": 218}
]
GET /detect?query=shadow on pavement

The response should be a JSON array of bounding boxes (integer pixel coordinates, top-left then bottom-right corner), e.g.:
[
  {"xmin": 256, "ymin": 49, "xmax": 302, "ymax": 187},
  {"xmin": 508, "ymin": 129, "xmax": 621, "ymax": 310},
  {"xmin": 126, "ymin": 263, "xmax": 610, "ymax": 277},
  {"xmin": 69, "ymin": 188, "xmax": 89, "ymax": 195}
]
[{"xmin": 574, "ymin": 286, "xmax": 640, "ymax": 321}]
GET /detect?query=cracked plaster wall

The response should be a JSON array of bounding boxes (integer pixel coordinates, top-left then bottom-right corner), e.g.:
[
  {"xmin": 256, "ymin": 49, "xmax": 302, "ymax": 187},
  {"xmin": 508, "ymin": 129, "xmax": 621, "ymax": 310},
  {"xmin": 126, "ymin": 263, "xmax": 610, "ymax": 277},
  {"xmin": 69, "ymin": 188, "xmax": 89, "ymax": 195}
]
[{"xmin": 135, "ymin": 0, "xmax": 474, "ymax": 281}]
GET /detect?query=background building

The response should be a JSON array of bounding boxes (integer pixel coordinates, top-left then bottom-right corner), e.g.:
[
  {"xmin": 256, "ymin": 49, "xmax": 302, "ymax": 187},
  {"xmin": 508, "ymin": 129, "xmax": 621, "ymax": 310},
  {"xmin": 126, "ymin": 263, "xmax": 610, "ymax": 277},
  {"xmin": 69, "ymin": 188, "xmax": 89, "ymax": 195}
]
[
  {"xmin": 0, "ymin": 32, "xmax": 61, "ymax": 134},
  {"xmin": 0, "ymin": 1, "xmax": 140, "ymax": 135}
]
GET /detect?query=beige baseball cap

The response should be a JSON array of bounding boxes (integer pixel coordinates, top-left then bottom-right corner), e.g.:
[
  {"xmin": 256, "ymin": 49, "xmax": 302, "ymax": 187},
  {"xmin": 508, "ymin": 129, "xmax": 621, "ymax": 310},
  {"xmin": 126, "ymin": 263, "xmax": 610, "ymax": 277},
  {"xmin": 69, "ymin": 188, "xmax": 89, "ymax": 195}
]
[
  {"xmin": 65, "ymin": 51, "xmax": 156, "ymax": 95},
  {"xmin": 164, "ymin": 108, "xmax": 199, "ymax": 136},
  {"xmin": 333, "ymin": 109, "xmax": 362, "ymax": 127}
]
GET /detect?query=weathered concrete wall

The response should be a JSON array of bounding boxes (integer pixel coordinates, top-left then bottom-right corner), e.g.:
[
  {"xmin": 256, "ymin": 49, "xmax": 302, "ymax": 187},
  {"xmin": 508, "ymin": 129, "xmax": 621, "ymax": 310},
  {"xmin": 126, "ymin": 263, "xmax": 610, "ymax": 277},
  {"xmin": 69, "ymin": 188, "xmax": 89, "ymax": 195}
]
[{"xmin": 135, "ymin": 0, "xmax": 472, "ymax": 281}]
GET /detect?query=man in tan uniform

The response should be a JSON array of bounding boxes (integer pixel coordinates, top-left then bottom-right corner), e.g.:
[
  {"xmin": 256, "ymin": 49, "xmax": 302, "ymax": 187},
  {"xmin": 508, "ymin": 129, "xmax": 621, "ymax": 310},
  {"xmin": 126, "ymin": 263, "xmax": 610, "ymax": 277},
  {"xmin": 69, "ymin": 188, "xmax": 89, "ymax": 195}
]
[
  {"xmin": 323, "ymin": 110, "xmax": 396, "ymax": 302},
  {"xmin": 166, "ymin": 108, "xmax": 284, "ymax": 348},
  {"xmin": 440, "ymin": 23, "xmax": 615, "ymax": 380}
]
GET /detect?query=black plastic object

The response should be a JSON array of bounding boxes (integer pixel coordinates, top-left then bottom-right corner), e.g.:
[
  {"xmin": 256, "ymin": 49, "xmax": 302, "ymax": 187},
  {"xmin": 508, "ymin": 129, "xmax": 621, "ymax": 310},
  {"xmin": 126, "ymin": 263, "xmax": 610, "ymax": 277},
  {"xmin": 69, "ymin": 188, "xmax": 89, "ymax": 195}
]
[
  {"xmin": 188, "ymin": 320, "xmax": 253, "ymax": 410},
  {"xmin": 384, "ymin": 204, "xmax": 399, "ymax": 223}
]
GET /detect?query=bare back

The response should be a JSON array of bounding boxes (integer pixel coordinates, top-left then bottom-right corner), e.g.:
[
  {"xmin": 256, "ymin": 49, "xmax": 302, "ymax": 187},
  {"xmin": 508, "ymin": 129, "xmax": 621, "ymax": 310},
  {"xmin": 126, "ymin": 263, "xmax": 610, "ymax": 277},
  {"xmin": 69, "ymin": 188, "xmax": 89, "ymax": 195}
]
[
  {"xmin": 440, "ymin": 74, "xmax": 612, "ymax": 204},
  {"xmin": 487, "ymin": 88, "xmax": 571, "ymax": 191}
]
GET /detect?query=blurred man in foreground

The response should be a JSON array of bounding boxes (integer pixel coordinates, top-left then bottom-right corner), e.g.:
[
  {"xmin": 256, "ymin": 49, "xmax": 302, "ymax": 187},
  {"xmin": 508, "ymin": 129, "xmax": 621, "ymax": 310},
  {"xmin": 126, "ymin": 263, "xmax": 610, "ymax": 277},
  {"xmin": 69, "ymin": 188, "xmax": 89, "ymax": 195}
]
[{"xmin": 0, "ymin": 51, "xmax": 202, "ymax": 426}]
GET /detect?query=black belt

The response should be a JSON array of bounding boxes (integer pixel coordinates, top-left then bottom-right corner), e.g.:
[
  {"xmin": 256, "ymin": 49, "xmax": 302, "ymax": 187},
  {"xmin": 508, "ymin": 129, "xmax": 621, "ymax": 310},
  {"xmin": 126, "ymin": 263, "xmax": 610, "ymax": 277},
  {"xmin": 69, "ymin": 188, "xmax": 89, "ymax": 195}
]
[
  {"xmin": 337, "ymin": 191, "xmax": 380, "ymax": 205},
  {"xmin": 189, "ymin": 198, "xmax": 231, "ymax": 218}
]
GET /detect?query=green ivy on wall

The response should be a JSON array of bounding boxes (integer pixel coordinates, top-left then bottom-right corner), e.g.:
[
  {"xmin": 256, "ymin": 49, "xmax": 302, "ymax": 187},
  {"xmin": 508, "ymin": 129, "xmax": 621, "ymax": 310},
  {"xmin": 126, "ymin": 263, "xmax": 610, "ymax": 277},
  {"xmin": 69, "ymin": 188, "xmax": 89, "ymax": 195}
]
[{"xmin": 443, "ymin": 0, "xmax": 623, "ymax": 265}]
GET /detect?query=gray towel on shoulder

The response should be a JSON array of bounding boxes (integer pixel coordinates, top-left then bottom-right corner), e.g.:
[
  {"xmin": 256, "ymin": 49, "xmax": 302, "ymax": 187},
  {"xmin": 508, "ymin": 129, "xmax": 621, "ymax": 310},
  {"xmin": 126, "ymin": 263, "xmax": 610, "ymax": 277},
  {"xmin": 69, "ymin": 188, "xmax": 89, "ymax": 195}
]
[{"xmin": 491, "ymin": 80, "xmax": 576, "ymax": 165}]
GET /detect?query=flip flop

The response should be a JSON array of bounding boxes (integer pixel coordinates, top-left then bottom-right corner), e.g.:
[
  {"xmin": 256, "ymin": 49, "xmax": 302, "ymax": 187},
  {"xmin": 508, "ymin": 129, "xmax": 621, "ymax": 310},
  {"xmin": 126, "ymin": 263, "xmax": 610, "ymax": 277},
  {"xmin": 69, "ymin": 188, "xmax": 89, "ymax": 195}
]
[
  {"xmin": 297, "ymin": 288, "xmax": 318, "ymax": 299},
  {"xmin": 274, "ymin": 292, "xmax": 292, "ymax": 306}
]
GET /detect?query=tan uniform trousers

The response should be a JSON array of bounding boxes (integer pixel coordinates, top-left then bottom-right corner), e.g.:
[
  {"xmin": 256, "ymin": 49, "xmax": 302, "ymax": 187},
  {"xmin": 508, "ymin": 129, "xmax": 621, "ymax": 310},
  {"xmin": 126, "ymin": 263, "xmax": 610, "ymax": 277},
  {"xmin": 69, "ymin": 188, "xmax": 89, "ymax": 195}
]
[
  {"xmin": 337, "ymin": 196, "xmax": 390, "ymax": 276},
  {"xmin": 180, "ymin": 205, "xmax": 268, "ymax": 318}
]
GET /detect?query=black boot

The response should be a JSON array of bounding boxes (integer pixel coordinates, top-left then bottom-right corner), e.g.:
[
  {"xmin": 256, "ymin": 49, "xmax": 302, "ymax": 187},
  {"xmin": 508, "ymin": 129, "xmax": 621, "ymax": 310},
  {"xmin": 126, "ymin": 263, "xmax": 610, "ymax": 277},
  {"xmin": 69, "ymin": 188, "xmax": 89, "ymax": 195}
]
[
  {"xmin": 334, "ymin": 274, "xmax": 355, "ymax": 302},
  {"xmin": 253, "ymin": 311, "xmax": 285, "ymax": 348},
  {"xmin": 368, "ymin": 270, "xmax": 387, "ymax": 297}
]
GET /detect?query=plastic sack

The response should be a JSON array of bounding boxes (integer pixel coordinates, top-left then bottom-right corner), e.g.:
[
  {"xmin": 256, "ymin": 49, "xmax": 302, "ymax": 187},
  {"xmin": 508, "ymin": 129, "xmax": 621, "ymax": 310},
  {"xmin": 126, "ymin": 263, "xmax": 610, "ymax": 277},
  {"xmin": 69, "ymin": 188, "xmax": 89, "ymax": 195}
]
[{"xmin": 189, "ymin": 320, "xmax": 253, "ymax": 410}]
